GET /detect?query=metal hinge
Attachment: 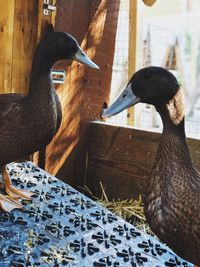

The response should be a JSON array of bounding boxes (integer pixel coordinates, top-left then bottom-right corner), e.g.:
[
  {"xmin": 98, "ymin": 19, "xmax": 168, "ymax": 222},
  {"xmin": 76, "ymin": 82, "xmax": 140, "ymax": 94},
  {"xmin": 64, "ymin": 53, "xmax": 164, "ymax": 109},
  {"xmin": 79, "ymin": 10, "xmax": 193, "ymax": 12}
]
[
  {"xmin": 43, "ymin": 0, "xmax": 56, "ymax": 15},
  {"xmin": 51, "ymin": 69, "xmax": 66, "ymax": 84}
]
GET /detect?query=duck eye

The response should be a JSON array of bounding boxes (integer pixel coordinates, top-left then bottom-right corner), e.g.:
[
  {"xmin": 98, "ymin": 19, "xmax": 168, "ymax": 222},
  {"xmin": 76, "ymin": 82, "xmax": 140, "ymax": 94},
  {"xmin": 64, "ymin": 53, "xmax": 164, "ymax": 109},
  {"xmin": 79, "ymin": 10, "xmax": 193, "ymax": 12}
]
[{"xmin": 122, "ymin": 92, "xmax": 127, "ymax": 98}]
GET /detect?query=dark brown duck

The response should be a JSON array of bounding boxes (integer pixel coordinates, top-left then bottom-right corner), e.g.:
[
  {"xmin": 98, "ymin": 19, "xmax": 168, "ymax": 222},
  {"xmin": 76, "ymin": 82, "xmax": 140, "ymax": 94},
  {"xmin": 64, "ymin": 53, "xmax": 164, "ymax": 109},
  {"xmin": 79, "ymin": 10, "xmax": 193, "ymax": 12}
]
[
  {"xmin": 0, "ymin": 31, "xmax": 98, "ymax": 212},
  {"xmin": 102, "ymin": 66, "xmax": 200, "ymax": 265}
]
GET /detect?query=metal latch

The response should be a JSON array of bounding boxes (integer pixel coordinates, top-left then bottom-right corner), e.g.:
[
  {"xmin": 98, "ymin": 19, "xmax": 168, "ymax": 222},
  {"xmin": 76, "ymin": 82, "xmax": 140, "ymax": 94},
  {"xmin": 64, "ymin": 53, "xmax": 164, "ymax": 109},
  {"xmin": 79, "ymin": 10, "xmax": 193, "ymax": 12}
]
[
  {"xmin": 43, "ymin": 0, "xmax": 56, "ymax": 15},
  {"xmin": 51, "ymin": 70, "xmax": 66, "ymax": 84}
]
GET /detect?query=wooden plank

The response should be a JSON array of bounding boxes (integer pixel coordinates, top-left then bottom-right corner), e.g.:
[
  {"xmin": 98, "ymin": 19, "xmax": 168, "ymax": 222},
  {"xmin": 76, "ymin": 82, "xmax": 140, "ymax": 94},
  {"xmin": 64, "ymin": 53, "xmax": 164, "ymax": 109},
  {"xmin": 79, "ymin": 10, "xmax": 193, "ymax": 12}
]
[
  {"xmin": 127, "ymin": 0, "xmax": 137, "ymax": 126},
  {"xmin": 45, "ymin": 0, "xmax": 92, "ymax": 182},
  {"xmin": 85, "ymin": 122, "xmax": 200, "ymax": 199},
  {"xmin": 74, "ymin": 0, "xmax": 121, "ymax": 185},
  {"xmin": 86, "ymin": 122, "xmax": 158, "ymax": 199},
  {"xmin": 37, "ymin": 0, "xmax": 56, "ymax": 41},
  {"xmin": 0, "ymin": 0, "xmax": 55, "ymax": 96},
  {"xmin": 45, "ymin": 0, "xmax": 120, "ymax": 186},
  {"xmin": 0, "ymin": 0, "xmax": 15, "ymax": 93},
  {"xmin": 128, "ymin": 0, "xmax": 137, "ymax": 79},
  {"xmin": 51, "ymin": 0, "xmax": 57, "ymax": 27},
  {"xmin": 12, "ymin": 0, "xmax": 38, "ymax": 94}
]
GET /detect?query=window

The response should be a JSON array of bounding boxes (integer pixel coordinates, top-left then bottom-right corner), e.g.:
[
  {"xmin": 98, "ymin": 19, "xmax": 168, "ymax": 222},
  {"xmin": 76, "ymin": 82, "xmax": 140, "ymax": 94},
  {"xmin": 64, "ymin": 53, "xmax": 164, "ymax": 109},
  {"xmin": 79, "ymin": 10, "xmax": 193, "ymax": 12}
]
[{"xmin": 108, "ymin": 0, "xmax": 200, "ymax": 139}]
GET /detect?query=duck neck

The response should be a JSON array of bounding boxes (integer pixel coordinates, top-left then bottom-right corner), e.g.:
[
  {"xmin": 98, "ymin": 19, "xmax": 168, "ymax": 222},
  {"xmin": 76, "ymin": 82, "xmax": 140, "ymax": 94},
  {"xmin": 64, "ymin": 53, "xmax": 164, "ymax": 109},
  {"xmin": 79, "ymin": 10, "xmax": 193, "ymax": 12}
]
[
  {"xmin": 26, "ymin": 43, "xmax": 56, "ymax": 99},
  {"xmin": 24, "ymin": 50, "xmax": 59, "ymax": 142},
  {"xmin": 31, "ymin": 40, "xmax": 56, "ymax": 75},
  {"xmin": 157, "ymin": 89, "xmax": 185, "ymax": 136},
  {"xmin": 158, "ymin": 108, "xmax": 186, "ymax": 141},
  {"xmin": 156, "ymin": 89, "xmax": 191, "ymax": 161}
]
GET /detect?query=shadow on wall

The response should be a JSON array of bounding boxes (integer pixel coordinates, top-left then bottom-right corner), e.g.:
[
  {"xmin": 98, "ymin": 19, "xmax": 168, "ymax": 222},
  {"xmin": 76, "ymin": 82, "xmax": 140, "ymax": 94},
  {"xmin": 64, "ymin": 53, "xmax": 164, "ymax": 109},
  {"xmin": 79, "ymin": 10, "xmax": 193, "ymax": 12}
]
[{"xmin": 45, "ymin": 0, "xmax": 121, "ymax": 186}]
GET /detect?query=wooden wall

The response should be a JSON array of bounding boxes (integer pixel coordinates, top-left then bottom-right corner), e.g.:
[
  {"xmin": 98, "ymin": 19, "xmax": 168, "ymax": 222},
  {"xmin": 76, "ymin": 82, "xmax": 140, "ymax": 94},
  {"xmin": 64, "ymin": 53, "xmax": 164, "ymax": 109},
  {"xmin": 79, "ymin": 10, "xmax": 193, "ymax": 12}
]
[
  {"xmin": 45, "ymin": 0, "xmax": 121, "ymax": 186},
  {"xmin": 86, "ymin": 122, "xmax": 200, "ymax": 200},
  {"xmin": 0, "ymin": 0, "xmax": 121, "ymax": 187},
  {"xmin": 0, "ymin": 0, "xmax": 55, "ymax": 95}
]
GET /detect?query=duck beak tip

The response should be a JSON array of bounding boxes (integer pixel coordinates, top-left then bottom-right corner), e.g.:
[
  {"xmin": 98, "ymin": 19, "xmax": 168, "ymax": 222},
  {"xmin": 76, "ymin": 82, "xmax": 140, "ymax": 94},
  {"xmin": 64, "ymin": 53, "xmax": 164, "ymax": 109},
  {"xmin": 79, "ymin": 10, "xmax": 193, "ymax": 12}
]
[
  {"xmin": 100, "ymin": 83, "xmax": 140, "ymax": 118},
  {"xmin": 73, "ymin": 46, "xmax": 99, "ymax": 70},
  {"xmin": 92, "ymin": 64, "xmax": 100, "ymax": 70},
  {"xmin": 101, "ymin": 109, "xmax": 108, "ymax": 119}
]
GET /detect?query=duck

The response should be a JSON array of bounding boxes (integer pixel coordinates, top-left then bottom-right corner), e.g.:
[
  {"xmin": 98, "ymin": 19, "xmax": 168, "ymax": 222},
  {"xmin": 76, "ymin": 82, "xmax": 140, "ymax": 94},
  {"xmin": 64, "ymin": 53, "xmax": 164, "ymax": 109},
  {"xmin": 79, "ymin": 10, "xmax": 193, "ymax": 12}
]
[
  {"xmin": 0, "ymin": 31, "xmax": 99, "ymax": 213},
  {"xmin": 102, "ymin": 66, "xmax": 200, "ymax": 266}
]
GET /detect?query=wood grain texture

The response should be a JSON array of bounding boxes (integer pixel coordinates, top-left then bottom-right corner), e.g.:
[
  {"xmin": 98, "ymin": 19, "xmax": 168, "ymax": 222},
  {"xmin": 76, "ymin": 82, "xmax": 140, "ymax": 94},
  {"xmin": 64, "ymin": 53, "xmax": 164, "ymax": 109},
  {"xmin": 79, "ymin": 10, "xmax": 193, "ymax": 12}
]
[
  {"xmin": 45, "ymin": 0, "xmax": 92, "ymax": 183},
  {"xmin": 127, "ymin": 0, "xmax": 137, "ymax": 126},
  {"xmin": 37, "ymin": 0, "xmax": 55, "ymax": 40},
  {"xmin": 0, "ymin": 0, "xmax": 15, "ymax": 93},
  {"xmin": 0, "ymin": 0, "xmax": 40, "ymax": 95},
  {"xmin": 0, "ymin": 0, "xmax": 55, "ymax": 95},
  {"xmin": 85, "ymin": 122, "xmax": 200, "ymax": 200},
  {"xmin": 45, "ymin": 0, "xmax": 120, "ymax": 186},
  {"xmin": 12, "ymin": 0, "xmax": 38, "ymax": 94}
]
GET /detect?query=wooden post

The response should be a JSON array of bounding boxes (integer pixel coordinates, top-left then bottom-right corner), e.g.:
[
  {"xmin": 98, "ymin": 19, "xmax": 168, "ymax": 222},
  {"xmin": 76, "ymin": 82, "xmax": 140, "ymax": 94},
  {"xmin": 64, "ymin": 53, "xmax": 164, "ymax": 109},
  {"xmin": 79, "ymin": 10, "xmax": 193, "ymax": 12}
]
[
  {"xmin": 127, "ymin": 0, "xmax": 138, "ymax": 126},
  {"xmin": 0, "ymin": 0, "xmax": 15, "ymax": 93},
  {"xmin": 12, "ymin": 0, "xmax": 38, "ymax": 94},
  {"xmin": 45, "ymin": 0, "xmax": 121, "ymax": 186},
  {"xmin": 0, "ymin": 0, "xmax": 39, "ymax": 95}
]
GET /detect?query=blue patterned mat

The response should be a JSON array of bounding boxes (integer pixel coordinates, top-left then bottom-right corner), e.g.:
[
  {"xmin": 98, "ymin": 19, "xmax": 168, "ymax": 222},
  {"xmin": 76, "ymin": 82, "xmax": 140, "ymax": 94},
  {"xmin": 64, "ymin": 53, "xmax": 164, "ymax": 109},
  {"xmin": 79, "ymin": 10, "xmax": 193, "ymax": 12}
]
[{"xmin": 0, "ymin": 162, "xmax": 192, "ymax": 267}]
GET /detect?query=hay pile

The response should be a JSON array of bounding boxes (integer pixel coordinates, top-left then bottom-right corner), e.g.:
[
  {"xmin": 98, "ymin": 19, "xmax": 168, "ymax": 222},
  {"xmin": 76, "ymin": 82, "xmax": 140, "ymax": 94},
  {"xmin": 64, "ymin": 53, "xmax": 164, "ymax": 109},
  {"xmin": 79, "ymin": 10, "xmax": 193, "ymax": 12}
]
[{"xmin": 83, "ymin": 182, "xmax": 153, "ymax": 235}]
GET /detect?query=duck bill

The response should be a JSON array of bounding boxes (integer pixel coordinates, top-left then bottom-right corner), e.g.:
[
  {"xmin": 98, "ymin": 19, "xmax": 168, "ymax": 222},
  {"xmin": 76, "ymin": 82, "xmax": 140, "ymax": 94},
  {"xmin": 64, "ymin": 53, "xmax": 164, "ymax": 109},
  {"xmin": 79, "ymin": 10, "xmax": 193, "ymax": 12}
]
[
  {"xmin": 102, "ymin": 83, "xmax": 140, "ymax": 118},
  {"xmin": 72, "ymin": 46, "xmax": 99, "ymax": 69}
]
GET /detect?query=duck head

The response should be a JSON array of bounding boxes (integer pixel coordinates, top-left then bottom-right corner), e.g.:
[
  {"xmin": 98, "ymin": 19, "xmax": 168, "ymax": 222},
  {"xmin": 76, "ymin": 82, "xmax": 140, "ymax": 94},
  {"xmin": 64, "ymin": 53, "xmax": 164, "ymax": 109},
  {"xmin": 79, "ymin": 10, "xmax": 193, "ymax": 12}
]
[
  {"xmin": 102, "ymin": 66, "xmax": 180, "ymax": 118},
  {"xmin": 33, "ymin": 31, "xmax": 99, "ymax": 71}
]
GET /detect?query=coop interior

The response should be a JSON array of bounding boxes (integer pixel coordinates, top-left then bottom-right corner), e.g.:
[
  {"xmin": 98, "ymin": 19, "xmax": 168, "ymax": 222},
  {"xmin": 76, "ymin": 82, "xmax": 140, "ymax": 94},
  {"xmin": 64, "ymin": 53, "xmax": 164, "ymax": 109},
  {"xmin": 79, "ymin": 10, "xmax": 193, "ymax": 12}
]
[{"xmin": 0, "ymin": 0, "xmax": 200, "ymax": 266}]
